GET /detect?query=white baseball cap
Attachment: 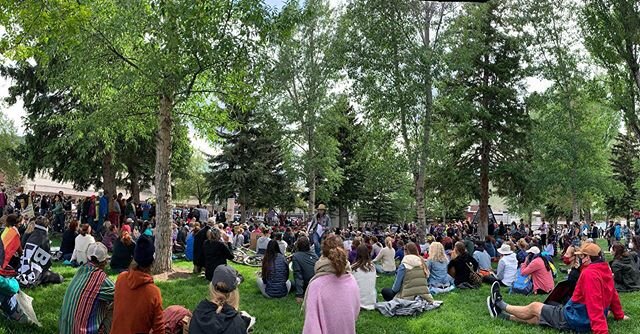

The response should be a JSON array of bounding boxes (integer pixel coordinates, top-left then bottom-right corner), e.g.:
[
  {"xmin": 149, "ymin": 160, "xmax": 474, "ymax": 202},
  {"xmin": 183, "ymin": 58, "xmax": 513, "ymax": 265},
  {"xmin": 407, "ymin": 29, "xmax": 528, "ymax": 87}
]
[
  {"xmin": 526, "ymin": 246, "xmax": 541, "ymax": 255},
  {"xmin": 87, "ymin": 242, "xmax": 109, "ymax": 262}
]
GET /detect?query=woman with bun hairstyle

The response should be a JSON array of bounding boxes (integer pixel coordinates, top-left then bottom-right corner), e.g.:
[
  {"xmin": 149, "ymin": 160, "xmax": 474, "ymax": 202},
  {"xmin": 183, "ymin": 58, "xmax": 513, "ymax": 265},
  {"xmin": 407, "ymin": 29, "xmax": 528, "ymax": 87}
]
[{"xmin": 303, "ymin": 234, "xmax": 360, "ymax": 334}]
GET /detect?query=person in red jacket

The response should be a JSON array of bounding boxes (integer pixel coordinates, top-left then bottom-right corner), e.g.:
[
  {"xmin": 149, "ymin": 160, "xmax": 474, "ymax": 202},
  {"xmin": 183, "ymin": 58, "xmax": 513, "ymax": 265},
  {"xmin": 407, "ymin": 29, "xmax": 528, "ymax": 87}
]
[{"xmin": 487, "ymin": 242, "xmax": 630, "ymax": 334}]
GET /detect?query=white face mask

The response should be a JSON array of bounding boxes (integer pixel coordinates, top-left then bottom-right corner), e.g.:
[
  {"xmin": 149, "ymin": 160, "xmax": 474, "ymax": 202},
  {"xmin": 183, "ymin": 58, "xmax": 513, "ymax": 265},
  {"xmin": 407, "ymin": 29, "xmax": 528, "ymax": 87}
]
[{"xmin": 630, "ymin": 242, "xmax": 635, "ymax": 249}]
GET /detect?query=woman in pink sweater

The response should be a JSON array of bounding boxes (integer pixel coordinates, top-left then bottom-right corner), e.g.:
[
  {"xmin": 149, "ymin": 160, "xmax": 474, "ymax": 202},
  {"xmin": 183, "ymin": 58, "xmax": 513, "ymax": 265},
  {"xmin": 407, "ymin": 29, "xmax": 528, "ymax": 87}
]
[
  {"xmin": 520, "ymin": 246, "xmax": 554, "ymax": 294},
  {"xmin": 303, "ymin": 235, "xmax": 360, "ymax": 334}
]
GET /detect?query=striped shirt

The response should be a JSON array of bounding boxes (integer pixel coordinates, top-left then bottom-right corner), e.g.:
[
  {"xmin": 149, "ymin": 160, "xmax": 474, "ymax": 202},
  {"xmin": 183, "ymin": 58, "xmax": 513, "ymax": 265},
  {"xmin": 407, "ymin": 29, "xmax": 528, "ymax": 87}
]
[{"xmin": 59, "ymin": 263, "xmax": 114, "ymax": 334}]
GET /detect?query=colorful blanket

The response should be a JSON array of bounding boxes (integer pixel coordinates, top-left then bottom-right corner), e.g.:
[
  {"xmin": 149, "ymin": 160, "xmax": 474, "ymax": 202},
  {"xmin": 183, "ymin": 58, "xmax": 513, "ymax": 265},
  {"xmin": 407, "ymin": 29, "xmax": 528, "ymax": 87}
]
[{"xmin": 1, "ymin": 226, "xmax": 21, "ymax": 273}]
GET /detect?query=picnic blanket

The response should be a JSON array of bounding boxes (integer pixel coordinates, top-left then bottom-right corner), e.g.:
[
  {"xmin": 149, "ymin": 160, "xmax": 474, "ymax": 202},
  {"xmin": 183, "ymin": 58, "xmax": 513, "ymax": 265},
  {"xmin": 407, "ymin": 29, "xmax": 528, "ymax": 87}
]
[{"xmin": 374, "ymin": 297, "xmax": 443, "ymax": 317}]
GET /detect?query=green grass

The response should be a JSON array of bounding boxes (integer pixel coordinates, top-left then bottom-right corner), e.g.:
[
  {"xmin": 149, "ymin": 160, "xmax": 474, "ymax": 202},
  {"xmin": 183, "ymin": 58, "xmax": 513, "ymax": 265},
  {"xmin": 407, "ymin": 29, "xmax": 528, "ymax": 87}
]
[{"xmin": 1, "ymin": 240, "xmax": 640, "ymax": 333}]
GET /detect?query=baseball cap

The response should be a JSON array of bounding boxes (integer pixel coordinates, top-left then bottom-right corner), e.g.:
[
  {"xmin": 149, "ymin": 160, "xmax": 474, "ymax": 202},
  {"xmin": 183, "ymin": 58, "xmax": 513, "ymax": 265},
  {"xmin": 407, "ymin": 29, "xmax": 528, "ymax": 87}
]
[
  {"xmin": 526, "ymin": 246, "xmax": 540, "ymax": 255},
  {"xmin": 575, "ymin": 243, "xmax": 601, "ymax": 257},
  {"xmin": 87, "ymin": 242, "xmax": 109, "ymax": 262},
  {"xmin": 212, "ymin": 265, "xmax": 240, "ymax": 293}
]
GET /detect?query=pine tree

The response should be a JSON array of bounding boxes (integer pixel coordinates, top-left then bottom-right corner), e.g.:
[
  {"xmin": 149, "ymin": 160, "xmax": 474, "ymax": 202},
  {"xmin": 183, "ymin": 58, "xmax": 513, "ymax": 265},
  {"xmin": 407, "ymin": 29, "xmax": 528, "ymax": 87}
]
[
  {"xmin": 442, "ymin": 1, "xmax": 530, "ymax": 238},
  {"xmin": 606, "ymin": 133, "xmax": 640, "ymax": 219},
  {"xmin": 207, "ymin": 107, "xmax": 293, "ymax": 223}
]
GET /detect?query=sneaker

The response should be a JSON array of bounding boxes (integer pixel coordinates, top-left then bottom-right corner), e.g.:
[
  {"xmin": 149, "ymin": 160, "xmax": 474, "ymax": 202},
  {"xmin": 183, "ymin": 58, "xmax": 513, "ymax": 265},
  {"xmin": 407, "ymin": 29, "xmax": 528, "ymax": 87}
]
[
  {"xmin": 491, "ymin": 281, "xmax": 502, "ymax": 305},
  {"xmin": 486, "ymin": 296, "xmax": 498, "ymax": 318}
]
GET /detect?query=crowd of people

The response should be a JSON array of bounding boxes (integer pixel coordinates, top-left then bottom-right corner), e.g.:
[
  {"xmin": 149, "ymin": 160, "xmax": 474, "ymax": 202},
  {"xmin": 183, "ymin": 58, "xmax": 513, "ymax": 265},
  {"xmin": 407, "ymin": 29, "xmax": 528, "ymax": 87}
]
[{"xmin": 0, "ymin": 185, "xmax": 639, "ymax": 333}]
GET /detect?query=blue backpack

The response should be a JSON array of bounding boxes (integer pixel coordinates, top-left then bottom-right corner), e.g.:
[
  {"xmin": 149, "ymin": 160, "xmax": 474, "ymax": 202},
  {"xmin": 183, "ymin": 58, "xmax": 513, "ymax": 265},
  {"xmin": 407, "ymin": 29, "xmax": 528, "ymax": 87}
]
[{"xmin": 509, "ymin": 268, "xmax": 533, "ymax": 295}]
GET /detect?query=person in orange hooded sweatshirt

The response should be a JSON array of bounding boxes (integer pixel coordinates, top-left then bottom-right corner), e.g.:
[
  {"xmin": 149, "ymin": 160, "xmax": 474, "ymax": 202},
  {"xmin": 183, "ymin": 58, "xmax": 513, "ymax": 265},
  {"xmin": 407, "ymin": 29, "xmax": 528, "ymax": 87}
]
[{"xmin": 110, "ymin": 235, "xmax": 165, "ymax": 333}]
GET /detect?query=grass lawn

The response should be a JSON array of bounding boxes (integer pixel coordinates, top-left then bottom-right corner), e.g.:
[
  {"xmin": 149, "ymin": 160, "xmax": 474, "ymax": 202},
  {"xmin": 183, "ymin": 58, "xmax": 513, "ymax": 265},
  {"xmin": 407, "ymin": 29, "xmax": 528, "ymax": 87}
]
[{"xmin": 1, "ymin": 239, "xmax": 640, "ymax": 333}]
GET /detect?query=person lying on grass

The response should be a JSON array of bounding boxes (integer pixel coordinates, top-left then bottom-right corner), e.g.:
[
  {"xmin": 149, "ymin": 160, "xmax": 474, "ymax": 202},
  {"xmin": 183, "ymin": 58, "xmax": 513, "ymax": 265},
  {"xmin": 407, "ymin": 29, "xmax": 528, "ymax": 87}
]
[
  {"xmin": 487, "ymin": 243, "xmax": 630, "ymax": 334},
  {"xmin": 59, "ymin": 242, "xmax": 114, "ymax": 334}
]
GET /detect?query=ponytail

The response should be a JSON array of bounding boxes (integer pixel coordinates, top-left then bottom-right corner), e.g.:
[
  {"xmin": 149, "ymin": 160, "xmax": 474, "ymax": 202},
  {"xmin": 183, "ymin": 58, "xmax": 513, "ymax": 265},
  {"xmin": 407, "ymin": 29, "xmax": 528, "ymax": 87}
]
[{"xmin": 321, "ymin": 235, "xmax": 348, "ymax": 277}]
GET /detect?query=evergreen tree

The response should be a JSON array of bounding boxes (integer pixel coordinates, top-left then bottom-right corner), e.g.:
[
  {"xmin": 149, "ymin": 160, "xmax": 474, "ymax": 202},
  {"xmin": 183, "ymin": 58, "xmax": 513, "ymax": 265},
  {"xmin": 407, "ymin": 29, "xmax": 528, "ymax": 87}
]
[
  {"xmin": 442, "ymin": 1, "xmax": 530, "ymax": 238},
  {"xmin": 606, "ymin": 133, "xmax": 640, "ymax": 219},
  {"xmin": 328, "ymin": 99, "xmax": 365, "ymax": 227},
  {"xmin": 207, "ymin": 107, "xmax": 294, "ymax": 224}
]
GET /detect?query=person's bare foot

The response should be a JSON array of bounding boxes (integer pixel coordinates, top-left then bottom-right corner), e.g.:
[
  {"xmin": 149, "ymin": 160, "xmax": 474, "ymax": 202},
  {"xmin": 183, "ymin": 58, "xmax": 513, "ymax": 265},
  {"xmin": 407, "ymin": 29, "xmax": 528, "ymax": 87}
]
[{"xmin": 296, "ymin": 297, "xmax": 303, "ymax": 304}]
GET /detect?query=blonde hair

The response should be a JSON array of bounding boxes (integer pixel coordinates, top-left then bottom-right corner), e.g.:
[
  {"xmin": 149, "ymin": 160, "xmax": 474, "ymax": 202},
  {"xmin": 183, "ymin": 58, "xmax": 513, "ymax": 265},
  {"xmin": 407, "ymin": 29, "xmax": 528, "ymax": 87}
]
[
  {"xmin": 209, "ymin": 283, "xmax": 239, "ymax": 313},
  {"xmin": 385, "ymin": 237, "xmax": 393, "ymax": 249},
  {"xmin": 429, "ymin": 242, "xmax": 447, "ymax": 262}
]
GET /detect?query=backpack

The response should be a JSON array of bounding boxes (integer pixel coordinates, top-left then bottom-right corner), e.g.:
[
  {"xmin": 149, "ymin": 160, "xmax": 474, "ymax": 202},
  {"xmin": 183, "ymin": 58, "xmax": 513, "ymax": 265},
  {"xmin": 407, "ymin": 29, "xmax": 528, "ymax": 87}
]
[{"xmin": 509, "ymin": 268, "xmax": 533, "ymax": 295}]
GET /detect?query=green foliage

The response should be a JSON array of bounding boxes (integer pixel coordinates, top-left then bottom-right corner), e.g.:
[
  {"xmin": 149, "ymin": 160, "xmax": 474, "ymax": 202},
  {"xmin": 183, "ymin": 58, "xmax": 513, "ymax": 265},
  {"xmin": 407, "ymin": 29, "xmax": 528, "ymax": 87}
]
[
  {"xmin": 173, "ymin": 151, "xmax": 208, "ymax": 205},
  {"xmin": 339, "ymin": 0, "xmax": 455, "ymax": 226},
  {"xmin": 206, "ymin": 106, "xmax": 295, "ymax": 221},
  {"xmin": 0, "ymin": 112, "xmax": 22, "ymax": 188},
  {"xmin": 441, "ymin": 0, "xmax": 530, "ymax": 235},
  {"xmin": 268, "ymin": 0, "xmax": 342, "ymax": 212},
  {"xmin": 582, "ymin": 0, "xmax": 640, "ymax": 141},
  {"xmin": 606, "ymin": 133, "xmax": 640, "ymax": 218}
]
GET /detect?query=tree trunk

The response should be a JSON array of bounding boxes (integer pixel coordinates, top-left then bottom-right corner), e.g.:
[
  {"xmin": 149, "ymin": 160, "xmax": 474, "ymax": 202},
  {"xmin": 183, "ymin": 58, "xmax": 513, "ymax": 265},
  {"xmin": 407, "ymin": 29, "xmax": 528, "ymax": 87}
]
[
  {"xmin": 571, "ymin": 192, "xmax": 580, "ymax": 224},
  {"xmin": 339, "ymin": 205, "xmax": 348, "ymax": 228},
  {"xmin": 240, "ymin": 193, "xmax": 247, "ymax": 225},
  {"xmin": 478, "ymin": 139, "xmax": 490, "ymax": 239},
  {"xmin": 584, "ymin": 205, "xmax": 591, "ymax": 224},
  {"xmin": 414, "ymin": 171, "xmax": 426, "ymax": 241},
  {"xmin": 102, "ymin": 152, "xmax": 117, "ymax": 198},
  {"xmin": 129, "ymin": 170, "xmax": 141, "ymax": 205},
  {"xmin": 151, "ymin": 94, "xmax": 174, "ymax": 274}
]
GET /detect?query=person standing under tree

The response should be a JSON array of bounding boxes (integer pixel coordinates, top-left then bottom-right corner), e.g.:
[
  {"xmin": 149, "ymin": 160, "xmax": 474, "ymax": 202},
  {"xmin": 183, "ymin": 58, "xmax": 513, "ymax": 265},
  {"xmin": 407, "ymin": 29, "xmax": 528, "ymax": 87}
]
[{"xmin": 307, "ymin": 204, "xmax": 331, "ymax": 257}]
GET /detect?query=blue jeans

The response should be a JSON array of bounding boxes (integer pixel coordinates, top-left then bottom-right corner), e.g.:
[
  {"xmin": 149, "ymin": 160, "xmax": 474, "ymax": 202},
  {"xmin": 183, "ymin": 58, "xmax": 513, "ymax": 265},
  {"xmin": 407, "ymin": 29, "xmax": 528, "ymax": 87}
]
[{"xmin": 312, "ymin": 232, "xmax": 322, "ymax": 257}]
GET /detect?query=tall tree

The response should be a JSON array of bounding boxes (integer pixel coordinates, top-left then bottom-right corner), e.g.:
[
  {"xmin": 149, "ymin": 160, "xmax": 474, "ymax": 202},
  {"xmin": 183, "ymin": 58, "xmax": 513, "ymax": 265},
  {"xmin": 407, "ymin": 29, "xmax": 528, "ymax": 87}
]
[
  {"xmin": 442, "ymin": 0, "xmax": 530, "ymax": 238},
  {"xmin": 582, "ymin": 0, "xmax": 640, "ymax": 141},
  {"xmin": 605, "ymin": 133, "xmax": 639, "ymax": 219},
  {"xmin": 525, "ymin": 0, "xmax": 619, "ymax": 222},
  {"xmin": 207, "ymin": 107, "xmax": 293, "ymax": 224},
  {"xmin": 270, "ymin": 0, "xmax": 342, "ymax": 216},
  {"xmin": 328, "ymin": 97, "xmax": 365, "ymax": 227},
  {"xmin": 1, "ymin": 1, "xmax": 272, "ymax": 273},
  {"xmin": 340, "ymin": 0, "xmax": 454, "ymax": 232}
]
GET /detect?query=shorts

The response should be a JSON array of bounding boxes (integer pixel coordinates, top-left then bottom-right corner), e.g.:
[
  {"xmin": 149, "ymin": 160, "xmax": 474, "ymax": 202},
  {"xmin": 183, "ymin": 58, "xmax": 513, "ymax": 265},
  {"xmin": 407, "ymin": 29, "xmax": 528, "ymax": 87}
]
[{"xmin": 539, "ymin": 304, "xmax": 570, "ymax": 330}]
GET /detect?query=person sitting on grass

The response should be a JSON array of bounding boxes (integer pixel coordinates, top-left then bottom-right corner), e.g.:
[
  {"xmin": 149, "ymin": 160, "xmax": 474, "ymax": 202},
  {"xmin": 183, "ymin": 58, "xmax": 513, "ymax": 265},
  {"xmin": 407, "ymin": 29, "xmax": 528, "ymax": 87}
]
[
  {"xmin": 520, "ymin": 246, "xmax": 554, "ymax": 294},
  {"xmin": 189, "ymin": 265, "xmax": 255, "ymax": 334},
  {"xmin": 60, "ymin": 219, "xmax": 78, "ymax": 262},
  {"xmin": 17, "ymin": 216, "xmax": 63, "ymax": 287},
  {"xmin": 394, "ymin": 240, "xmax": 405, "ymax": 261},
  {"xmin": 492, "ymin": 243, "xmax": 518, "ymax": 287},
  {"xmin": 373, "ymin": 237, "xmax": 396, "ymax": 275},
  {"xmin": 203, "ymin": 228, "xmax": 234, "ymax": 281},
  {"xmin": 426, "ymin": 242, "xmax": 455, "ymax": 294},
  {"xmin": 256, "ymin": 228, "xmax": 271, "ymax": 255},
  {"xmin": 71, "ymin": 224, "xmax": 95, "ymax": 266},
  {"xmin": 110, "ymin": 230, "xmax": 135, "ymax": 273},
  {"xmin": 274, "ymin": 232, "xmax": 288, "ymax": 256},
  {"xmin": 303, "ymin": 234, "xmax": 359, "ymax": 334},
  {"xmin": 610, "ymin": 243, "xmax": 640, "ymax": 293},
  {"xmin": 348, "ymin": 237, "xmax": 361, "ymax": 264},
  {"xmin": 292, "ymin": 236, "xmax": 319, "ymax": 303},
  {"xmin": 381, "ymin": 242, "xmax": 435, "ymax": 302},
  {"xmin": 473, "ymin": 241, "xmax": 493, "ymax": 272},
  {"xmin": 59, "ymin": 242, "xmax": 114, "ymax": 334},
  {"xmin": 110, "ymin": 235, "xmax": 165, "ymax": 333},
  {"xmin": 102, "ymin": 223, "xmax": 118, "ymax": 252},
  {"xmin": 447, "ymin": 241, "xmax": 479, "ymax": 289},
  {"xmin": 487, "ymin": 243, "xmax": 630, "ymax": 333},
  {"xmin": 257, "ymin": 240, "xmax": 290, "ymax": 298},
  {"xmin": 516, "ymin": 238, "xmax": 528, "ymax": 265},
  {"xmin": 351, "ymin": 244, "xmax": 377, "ymax": 310}
]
